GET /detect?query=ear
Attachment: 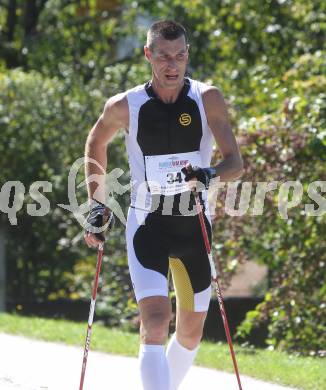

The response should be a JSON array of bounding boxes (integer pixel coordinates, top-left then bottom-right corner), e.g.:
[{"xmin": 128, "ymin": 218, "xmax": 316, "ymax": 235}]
[
  {"xmin": 185, "ymin": 44, "xmax": 190, "ymax": 58},
  {"xmin": 144, "ymin": 46, "xmax": 152, "ymax": 63}
]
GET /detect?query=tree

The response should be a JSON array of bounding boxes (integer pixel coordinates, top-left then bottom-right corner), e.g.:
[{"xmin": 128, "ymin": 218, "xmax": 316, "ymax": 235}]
[{"xmin": 0, "ymin": 0, "xmax": 49, "ymax": 68}]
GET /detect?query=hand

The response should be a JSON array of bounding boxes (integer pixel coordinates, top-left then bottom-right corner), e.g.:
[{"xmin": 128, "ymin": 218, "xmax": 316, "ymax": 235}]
[
  {"xmin": 181, "ymin": 164, "xmax": 217, "ymax": 191},
  {"xmin": 84, "ymin": 199, "xmax": 115, "ymax": 248}
]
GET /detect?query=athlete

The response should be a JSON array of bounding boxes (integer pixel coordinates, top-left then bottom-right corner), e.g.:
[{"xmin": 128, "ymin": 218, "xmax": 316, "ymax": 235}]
[{"xmin": 84, "ymin": 20, "xmax": 243, "ymax": 390}]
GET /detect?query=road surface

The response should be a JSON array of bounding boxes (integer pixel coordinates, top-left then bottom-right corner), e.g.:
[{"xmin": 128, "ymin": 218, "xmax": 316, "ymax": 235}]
[{"xmin": 0, "ymin": 333, "xmax": 298, "ymax": 390}]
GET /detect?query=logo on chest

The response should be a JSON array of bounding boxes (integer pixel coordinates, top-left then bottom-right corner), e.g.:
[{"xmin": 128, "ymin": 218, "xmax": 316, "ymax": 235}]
[{"xmin": 179, "ymin": 113, "xmax": 192, "ymax": 126}]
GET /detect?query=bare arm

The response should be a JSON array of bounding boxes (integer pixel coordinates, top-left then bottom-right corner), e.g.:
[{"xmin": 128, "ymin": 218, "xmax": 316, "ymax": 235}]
[
  {"xmin": 85, "ymin": 93, "xmax": 129, "ymax": 203},
  {"xmin": 202, "ymin": 87, "xmax": 243, "ymax": 181}
]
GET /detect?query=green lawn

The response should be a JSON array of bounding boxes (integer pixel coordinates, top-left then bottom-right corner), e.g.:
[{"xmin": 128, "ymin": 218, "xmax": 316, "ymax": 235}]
[{"xmin": 0, "ymin": 313, "xmax": 324, "ymax": 390}]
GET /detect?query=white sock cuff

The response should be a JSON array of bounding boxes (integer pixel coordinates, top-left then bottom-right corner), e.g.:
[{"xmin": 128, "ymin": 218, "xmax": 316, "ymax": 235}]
[
  {"xmin": 139, "ymin": 344, "xmax": 165, "ymax": 353},
  {"xmin": 171, "ymin": 333, "xmax": 200, "ymax": 354}
]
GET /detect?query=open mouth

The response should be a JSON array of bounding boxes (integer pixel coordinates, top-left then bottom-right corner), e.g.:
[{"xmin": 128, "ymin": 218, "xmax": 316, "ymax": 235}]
[{"xmin": 165, "ymin": 75, "xmax": 178, "ymax": 81}]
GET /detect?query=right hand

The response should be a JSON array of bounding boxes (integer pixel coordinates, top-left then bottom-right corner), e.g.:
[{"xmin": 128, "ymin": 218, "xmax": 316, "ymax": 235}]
[{"xmin": 84, "ymin": 199, "xmax": 115, "ymax": 248}]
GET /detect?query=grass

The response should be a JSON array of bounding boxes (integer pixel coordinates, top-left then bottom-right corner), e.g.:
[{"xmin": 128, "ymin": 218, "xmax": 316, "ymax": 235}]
[{"xmin": 0, "ymin": 313, "xmax": 324, "ymax": 390}]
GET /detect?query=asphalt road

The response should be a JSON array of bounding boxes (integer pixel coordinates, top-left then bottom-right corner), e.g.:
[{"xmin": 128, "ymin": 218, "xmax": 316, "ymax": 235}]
[{"xmin": 0, "ymin": 333, "xmax": 298, "ymax": 390}]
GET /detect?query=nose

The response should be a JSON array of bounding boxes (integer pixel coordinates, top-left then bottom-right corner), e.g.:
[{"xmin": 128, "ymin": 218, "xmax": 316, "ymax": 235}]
[{"xmin": 166, "ymin": 58, "xmax": 178, "ymax": 70}]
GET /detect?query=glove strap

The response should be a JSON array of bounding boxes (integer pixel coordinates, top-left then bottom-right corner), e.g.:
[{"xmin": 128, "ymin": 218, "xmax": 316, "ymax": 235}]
[
  {"xmin": 89, "ymin": 199, "xmax": 107, "ymax": 209},
  {"xmin": 204, "ymin": 167, "xmax": 217, "ymax": 180},
  {"xmin": 90, "ymin": 199, "xmax": 114, "ymax": 227}
]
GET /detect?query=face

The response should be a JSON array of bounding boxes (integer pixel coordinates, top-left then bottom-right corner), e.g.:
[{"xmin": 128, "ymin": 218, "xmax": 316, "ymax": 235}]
[{"xmin": 144, "ymin": 35, "xmax": 189, "ymax": 90}]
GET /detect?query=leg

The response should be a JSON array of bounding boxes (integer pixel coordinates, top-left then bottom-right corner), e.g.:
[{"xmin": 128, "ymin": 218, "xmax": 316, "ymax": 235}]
[
  {"xmin": 166, "ymin": 308, "xmax": 207, "ymax": 390},
  {"xmin": 126, "ymin": 209, "xmax": 172, "ymax": 389},
  {"xmin": 166, "ymin": 213, "xmax": 212, "ymax": 389},
  {"xmin": 139, "ymin": 295, "xmax": 172, "ymax": 345},
  {"xmin": 138, "ymin": 296, "xmax": 172, "ymax": 390},
  {"xmin": 175, "ymin": 307, "xmax": 207, "ymax": 350},
  {"xmin": 166, "ymin": 256, "xmax": 211, "ymax": 390}
]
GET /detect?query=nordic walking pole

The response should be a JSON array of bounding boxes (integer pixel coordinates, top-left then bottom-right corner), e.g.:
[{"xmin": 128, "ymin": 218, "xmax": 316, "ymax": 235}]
[
  {"xmin": 79, "ymin": 242, "xmax": 104, "ymax": 390},
  {"xmin": 193, "ymin": 191, "xmax": 243, "ymax": 390}
]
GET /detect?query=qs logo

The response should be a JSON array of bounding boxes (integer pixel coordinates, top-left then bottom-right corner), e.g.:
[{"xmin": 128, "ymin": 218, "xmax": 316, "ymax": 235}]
[{"xmin": 179, "ymin": 113, "xmax": 191, "ymax": 126}]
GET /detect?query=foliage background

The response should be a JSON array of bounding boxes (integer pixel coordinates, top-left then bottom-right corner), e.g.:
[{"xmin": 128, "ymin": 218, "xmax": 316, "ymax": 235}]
[{"xmin": 0, "ymin": 0, "xmax": 325, "ymax": 354}]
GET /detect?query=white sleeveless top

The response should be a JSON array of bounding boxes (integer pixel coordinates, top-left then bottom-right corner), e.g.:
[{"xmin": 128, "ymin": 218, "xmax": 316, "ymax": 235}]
[{"xmin": 124, "ymin": 78, "xmax": 214, "ymax": 212}]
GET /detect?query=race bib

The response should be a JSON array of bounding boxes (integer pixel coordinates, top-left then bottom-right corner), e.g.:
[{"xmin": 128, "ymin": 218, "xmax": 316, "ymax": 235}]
[{"xmin": 145, "ymin": 151, "xmax": 202, "ymax": 196}]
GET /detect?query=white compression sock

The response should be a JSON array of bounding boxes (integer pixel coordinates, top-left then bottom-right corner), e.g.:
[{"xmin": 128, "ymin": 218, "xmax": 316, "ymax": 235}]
[
  {"xmin": 166, "ymin": 333, "xmax": 199, "ymax": 390},
  {"xmin": 139, "ymin": 344, "xmax": 170, "ymax": 390}
]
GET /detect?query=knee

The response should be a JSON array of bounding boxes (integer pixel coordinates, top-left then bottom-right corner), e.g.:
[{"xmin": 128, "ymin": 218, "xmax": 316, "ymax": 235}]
[
  {"xmin": 177, "ymin": 326, "xmax": 204, "ymax": 350},
  {"xmin": 175, "ymin": 310, "xmax": 207, "ymax": 350},
  {"xmin": 140, "ymin": 311, "xmax": 172, "ymax": 344}
]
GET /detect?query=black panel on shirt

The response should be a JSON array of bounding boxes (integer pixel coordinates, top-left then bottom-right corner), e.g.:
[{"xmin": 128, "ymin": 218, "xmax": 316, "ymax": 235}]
[{"xmin": 137, "ymin": 79, "xmax": 203, "ymax": 156}]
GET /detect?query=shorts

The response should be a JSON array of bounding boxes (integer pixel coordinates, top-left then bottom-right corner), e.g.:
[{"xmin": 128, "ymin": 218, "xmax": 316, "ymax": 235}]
[{"xmin": 126, "ymin": 206, "xmax": 212, "ymax": 312}]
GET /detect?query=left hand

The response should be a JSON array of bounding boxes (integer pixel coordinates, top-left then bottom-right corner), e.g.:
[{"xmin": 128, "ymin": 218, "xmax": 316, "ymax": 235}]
[{"xmin": 181, "ymin": 164, "xmax": 217, "ymax": 190}]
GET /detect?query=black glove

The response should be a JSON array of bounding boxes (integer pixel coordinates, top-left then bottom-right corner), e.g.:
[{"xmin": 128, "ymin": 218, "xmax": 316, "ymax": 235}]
[
  {"xmin": 84, "ymin": 199, "xmax": 115, "ymax": 242},
  {"xmin": 181, "ymin": 164, "xmax": 217, "ymax": 190}
]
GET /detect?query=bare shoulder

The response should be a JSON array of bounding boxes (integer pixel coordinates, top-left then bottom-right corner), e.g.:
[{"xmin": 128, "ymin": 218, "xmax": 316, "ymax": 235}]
[
  {"xmin": 202, "ymin": 86, "xmax": 227, "ymax": 115},
  {"xmin": 102, "ymin": 92, "xmax": 129, "ymax": 130},
  {"xmin": 201, "ymin": 86, "xmax": 230, "ymax": 129},
  {"xmin": 200, "ymin": 85, "xmax": 242, "ymax": 165}
]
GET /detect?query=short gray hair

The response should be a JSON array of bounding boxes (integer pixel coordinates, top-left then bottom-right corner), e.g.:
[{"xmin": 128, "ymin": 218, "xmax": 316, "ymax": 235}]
[{"xmin": 146, "ymin": 20, "xmax": 188, "ymax": 50}]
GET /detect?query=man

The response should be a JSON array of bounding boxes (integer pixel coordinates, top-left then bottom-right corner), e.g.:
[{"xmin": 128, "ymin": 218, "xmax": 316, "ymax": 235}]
[{"xmin": 84, "ymin": 20, "xmax": 243, "ymax": 390}]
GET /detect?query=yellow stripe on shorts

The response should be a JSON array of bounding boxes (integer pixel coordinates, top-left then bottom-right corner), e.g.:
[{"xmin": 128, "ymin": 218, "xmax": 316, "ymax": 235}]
[{"xmin": 169, "ymin": 257, "xmax": 194, "ymax": 311}]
